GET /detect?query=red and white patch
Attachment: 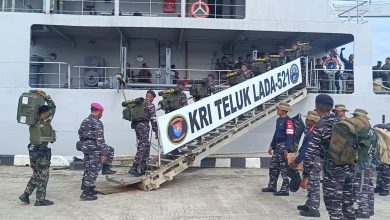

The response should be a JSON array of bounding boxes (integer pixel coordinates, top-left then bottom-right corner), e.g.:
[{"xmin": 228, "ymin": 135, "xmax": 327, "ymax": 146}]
[{"xmin": 286, "ymin": 120, "xmax": 295, "ymax": 135}]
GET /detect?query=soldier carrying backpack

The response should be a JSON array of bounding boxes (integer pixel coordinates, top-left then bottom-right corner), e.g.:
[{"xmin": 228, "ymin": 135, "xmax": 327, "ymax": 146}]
[
  {"xmin": 124, "ymin": 90, "xmax": 158, "ymax": 177},
  {"xmin": 18, "ymin": 90, "xmax": 56, "ymax": 206}
]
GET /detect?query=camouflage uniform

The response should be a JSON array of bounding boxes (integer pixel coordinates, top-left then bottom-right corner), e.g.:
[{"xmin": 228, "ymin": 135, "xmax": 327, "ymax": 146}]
[
  {"xmin": 207, "ymin": 81, "xmax": 217, "ymax": 96},
  {"xmin": 178, "ymin": 91, "xmax": 188, "ymax": 107},
  {"xmin": 267, "ymin": 117, "xmax": 294, "ymax": 193},
  {"xmin": 242, "ymin": 70, "xmax": 254, "ymax": 80},
  {"xmin": 381, "ymin": 63, "xmax": 390, "ymax": 87},
  {"xmin": 133, "ymin": 100, "xmax": 158, "ymax": 164},
  {"xmin": 355, "ymin": 168, "xmax": 375, "ymax": 216},
  {"xmin": 376, "ymin": 163, "xmax": 390, "ymax": 193},
  {"xmin": 78, "ymin": 115, "xmax": 111, "ymax": 188},
  {"xmin": 102, "ymin": 145, "xmax": 114, "ymax": 166},
  {"xmin": 296, "ymin": 127, "xmax": 321, "ymax": 211},
  {"xmin": 23, "ymin": 97, "xmax": 56, "ymax": 202},
  {"xmin": 304, "ymin": 114, "xmax": 356, "ymax": 220}
]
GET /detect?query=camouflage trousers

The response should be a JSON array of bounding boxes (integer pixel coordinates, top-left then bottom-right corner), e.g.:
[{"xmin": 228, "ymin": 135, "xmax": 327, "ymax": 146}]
[
  {"xmin": 355, "ymin": 168, "xmax": 374, "ymax": 216},
  {"xmin": 267, "ymin": 144, "xmax": 290, "ymax": 192},
  {"xmin": 102, "ymin": 145, "xmax": 114, "ymax": 166},
  {"xmin": 305, "ymin": 157, "xmax": 322, "ymax": 210},
  {"xmin": 376, "ymin": 163, "xmax": 390, "ymax": 191},
  {"xmin": 323, "ymin": 163, "xmax": 355, "ymax": 220},
  {"xmin": 134, "ymin": 122, "xmax": 150, "ymax": 164},
  {"xmin": 82, "ymin": 150, "xmax": 101, "ymax": 187},
  {"xmin": 24, "ymin": 146, "xmax": 51, "ymax": 201}
]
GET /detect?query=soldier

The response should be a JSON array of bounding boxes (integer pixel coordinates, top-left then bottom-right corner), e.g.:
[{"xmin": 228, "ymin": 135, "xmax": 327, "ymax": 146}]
[
  {"xmin": 241, "ymin": 63, "xmax": 254, "ymax": 80},
  {"xmin": 19, "ymin": 90, "xmax": 56, "ymax": 206},
  {"xmin": 138, "ymin": 63, "xmax": 152, "ymax": 83},
  {"xmin": 78, "ymin": 103, "xmax": 115, "ymax": 201},
  {"xmin": 177, "ymin": 80, "xmax": 188, "ymax": 107},
  {"xmin": 333, "ymin": 104, "xmax": 349, "ymax": 120},
  {"xmin": 290, "ymin": 111, "xmax": 321, "ymax": 217},
  {"xmin": 373, "ymin": 61, "xmax": 382, "ymax": 80},
  {"xmin": 207, "ymin": 74, "xmax": 217, "ymax": 96},
  {"xmin": 352, "ymin": 109, "xmax": 375, "ymax": 218},
  {"xmin": 262, "ymin": 102, "xmax": 294, "ymax": 196},
  {"xmin": 128, "ymin": 90, "xmax": 158, "ymax": 177},
  {"xmin": 381, "ymin": 57, "xmax": 390, "ymax": 87},
  {"xmin": 301, "ymin": 94, "xmax": 356, "ymax": 219}
]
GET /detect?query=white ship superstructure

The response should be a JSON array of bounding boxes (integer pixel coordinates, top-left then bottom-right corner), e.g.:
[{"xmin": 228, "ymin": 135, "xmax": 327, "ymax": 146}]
[{"xmin": 0, "ymin": 0, "xmax": 389, "ymax": 156}]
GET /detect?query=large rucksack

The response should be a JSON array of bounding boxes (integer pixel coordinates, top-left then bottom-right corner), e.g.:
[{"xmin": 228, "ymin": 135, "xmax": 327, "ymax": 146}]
[
  {"xmin": 297, "ymin": 43, "xmax": 311, "ymax": 57},
  {"xmin": 17, "ymin": 92, "xmax": 45, "ymax": 125},
  {"xmin": 328, "ymin": 117, "xmax": 376, "ymax": 169},
  {"xmin": 374, "ymin": 127, "xmax": 390, "ymax": 164},
  {"xmin": 291, "ymin": 114, "xmax": 306, "ymax": 152},
  {"xmin": 122, "ymin": 99, "xmax": 146, "ymax": 123},
  {"xmin": 159, "ymin": 93, "xmax": 181, "ymax": 113},
  {"xmin": 190, "ymin": 83, "xmax": 208, "ymax": 99},
  {"xmin": 251, "ymin": 60, "xmax": 267, "ymax": 76}
]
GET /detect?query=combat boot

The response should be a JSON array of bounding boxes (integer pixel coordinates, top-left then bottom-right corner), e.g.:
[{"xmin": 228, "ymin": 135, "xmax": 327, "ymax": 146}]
[
  {"xmin": 18, "ymin": 193, "xmax": 30, "ymax": 204},
  {"xmin": 374, "ymin": 186, "xmax": 383, "ymax": 193},
  {"xmin": 34, "ymin": 199, "xmax": 54, "ymax": 206},
  {"xmin": 80, "ymin": 186, "xmax": 97, "ymax": 201},
  {"xmin": 379, "ymin": 190, "xmax": 389, "ymax": 196},
  {"xmin": 297, "ymin": 204, "xmax": 310, "ymax": 211},
  {"xmin": 300, "ymin": 209, "xmax": 320, "ymax": 217},
  {"xmin": 261, "ymin": 187, "xmax": 276, "ymax": 192},
  {"xmin": 102, "ymin": 164, "xmax": 116, "ymax": 175},
  {"xmin": 129, "ymin": 162, "xmax": 140, "ymax": 177},
  {"xmin": 273, "ymin": 191, "xmax": 289, "ymax": 196}
]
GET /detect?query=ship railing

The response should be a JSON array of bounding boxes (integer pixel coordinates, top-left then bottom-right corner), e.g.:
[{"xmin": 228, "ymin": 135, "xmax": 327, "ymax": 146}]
[
  {"xmin": 72, "ymin": 66, "xmax": 229, "ymax": 89},
  {"xmin": 185, "ymin": 0, "xmax": 245, "ymax": 19},
  {"xmin": 1, "ymin": 0, "xmax": 45, "ymax": 13},
  {"xmin": 307, "ymin": 68, "xmax": 355, "ymax": 94},
  {"xmin": 373, "ymin": 69, "xmax": 390, "ymax": 94},
  {"xmin": 29, "ymin": 61, "xmax": 71, "ymax": 88}
]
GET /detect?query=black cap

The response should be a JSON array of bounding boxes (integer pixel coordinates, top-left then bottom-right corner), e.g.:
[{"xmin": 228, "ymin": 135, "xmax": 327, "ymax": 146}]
[
  {"xmin": 315, "ymin": 94, "xmax": 334, "ymax": 106},
  {"xmin": 38, "ymin": 105, "xmax": 50, "ymax": 114},
  {"xmin": 147, "ymin": 90, "xmax": 156, "ymax": 97},
  {"xmin": 207, "ymin": 74, "xmax": 215, "ymax": 79}
]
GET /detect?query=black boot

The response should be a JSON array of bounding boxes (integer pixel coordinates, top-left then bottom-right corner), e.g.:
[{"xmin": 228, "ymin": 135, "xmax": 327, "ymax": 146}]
[
  {"xmin": 102, "ymin": 164, "xmax": 116, "ymax": 175},
  {"xmin": 18, "ymin": 193, "xmax": 30, "ymax": 204},
  {"xmin": 34, "ymin": 199, "xmax": 54, "ymax": 206},
  {"xmin": 374, "ymin": 186, "xmax": 383, "ymax": 193},
  {"xmin": 273, "ymin": 191, "xmax": 289, "ymax": 196},
  {"xmin": 300, "ymin": 209, "xmax": 320, "ymax": 217},
  {"xmin": 261, "ymin": 187, "xmax": 276, "ymax": 192},
  {"xmin": 379, "ymin": 190, "xmax": 389, "ymax": 196},
  {"xmin": 80, "ymin": 186, "xmax": 98, "ymax": 201},
  {"xmin": 297, "ymin": 204, "xmax": 310, "ymax": 211},
  {"xmin": 140, "ymin": 161, "xmax": 147, "ymax": 176},
  {"xmin": 129, "ymin": 162, "xmax": 140, "ymax": 177}
]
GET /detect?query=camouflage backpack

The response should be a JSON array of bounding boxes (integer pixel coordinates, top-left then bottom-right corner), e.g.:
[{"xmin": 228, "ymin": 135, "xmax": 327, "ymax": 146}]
[
  {"xmin": 190, "ymin": 83, "xmax": 208, "ymax": 99},
  {"xmin": 122, "ymin": 101, "xmax": 146, "ymax": 123},
  {"xmin": 251, "ymin": 61, "xmax": 267, "ymax": 76},
  {"xmin": 297, "ymin": 43, "xmax": 311, "ymax": 57},
  {"xmin": 291, "ymin": 114, "xmax": 306, "ymax": 152},
  {"xmin": 160, "ymin": 93, "xmax": 181, "ymax": 113},
  {"xmin": 328, "ymin": 117, "xmax": 377, "ymax": 169}
]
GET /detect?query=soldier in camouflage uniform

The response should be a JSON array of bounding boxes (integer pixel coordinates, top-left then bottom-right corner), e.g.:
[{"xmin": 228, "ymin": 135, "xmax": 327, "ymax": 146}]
[
  {"xmin": 129, "ymin": 90, "xmax": 158, "ymax": 177},
  {"xmin": 262, "ymin": 102, "xmax": 295, "ymax": 196},
  {"xmin": 352, "ymin": 109, "xmax": 375, "ymax": 218},
  {"xmin": 207, "ymin": 74, "xmax": 217, "ymax": 96},
  {"xmin": 78, "ymin": 103, "xmax": 114, "ymax": 201},
  {"xmin": 241, "ymin": 63, "xmax": 254, "ymax": 80},
  {"xmin": 177, "ymin": 80, "xmax": 188, "ymax": 107},
  {"xmin": 19, "ymin": 90, "xmax": 56, "ymax": 206},
  {"xmin": 292, "ymin": 111, "xmax": 321, "ymax": 217},
  {"xmin": 302, "ymin": 94, "xmax": 356, "ymax": 220},
  {"xmin": 381, "ymin": 57, "xmax": 390, "ymax": 87}
]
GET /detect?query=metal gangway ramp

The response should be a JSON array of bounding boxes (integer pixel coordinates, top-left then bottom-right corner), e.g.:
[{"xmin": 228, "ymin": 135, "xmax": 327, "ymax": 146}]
[{"xmin": 103, "ymin": 87, "xmax": 307, "ymax": 192}]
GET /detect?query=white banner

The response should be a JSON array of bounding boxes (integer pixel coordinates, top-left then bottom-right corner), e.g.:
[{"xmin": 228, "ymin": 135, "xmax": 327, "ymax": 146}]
[{"xmin": 157, "ymin": 58, "xmax": 302, "ymax": 154}]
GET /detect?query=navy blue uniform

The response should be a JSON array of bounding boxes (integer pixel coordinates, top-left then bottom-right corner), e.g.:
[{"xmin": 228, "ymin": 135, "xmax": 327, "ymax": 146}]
[{"xmin": 267, "ymin": 116, "xmax": 294, "ymax": 192}]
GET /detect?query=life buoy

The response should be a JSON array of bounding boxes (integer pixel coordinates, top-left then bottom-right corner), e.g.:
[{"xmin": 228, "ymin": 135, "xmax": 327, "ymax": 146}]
[
  {"xmin": 323, "ymin": 57, "xmax": 340, "ymax": 74},
  {"xmin": 191, "ymin": 1, "xmax": 210, "ymax": 18},
  {"xmin": 164, "ymin": 0, "xmax": 176, "ymax": 13}
]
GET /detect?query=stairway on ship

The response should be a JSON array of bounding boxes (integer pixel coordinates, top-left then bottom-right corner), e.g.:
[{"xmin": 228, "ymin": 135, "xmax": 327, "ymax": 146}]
[{"xmin": 98, "ymin": 85, "xmax": 308, "ymax": 193}]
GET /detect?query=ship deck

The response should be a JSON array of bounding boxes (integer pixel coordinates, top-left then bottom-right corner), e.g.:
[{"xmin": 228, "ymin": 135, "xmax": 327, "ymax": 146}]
[{"xmin": 1, "ymin": 166, "xmax": 389, "ymax": 219}]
